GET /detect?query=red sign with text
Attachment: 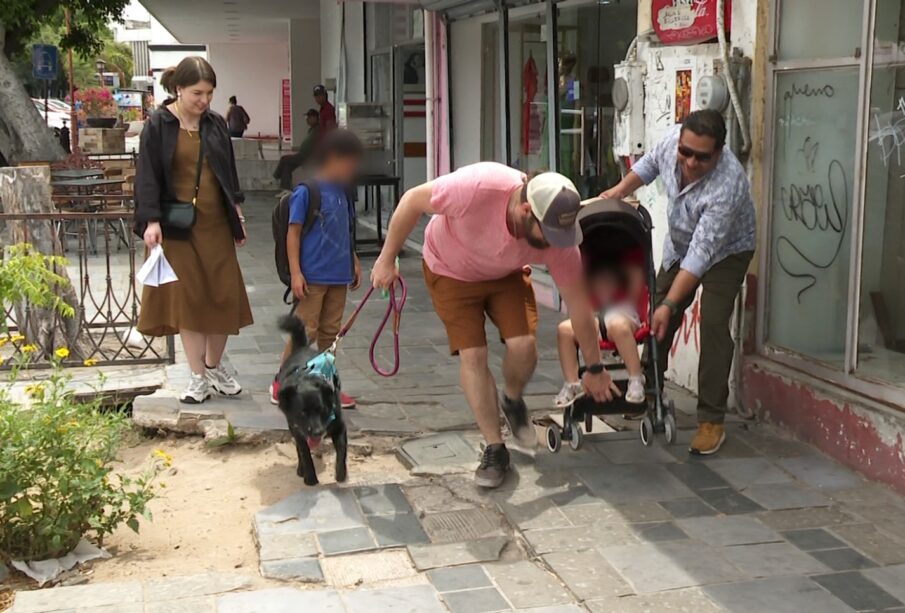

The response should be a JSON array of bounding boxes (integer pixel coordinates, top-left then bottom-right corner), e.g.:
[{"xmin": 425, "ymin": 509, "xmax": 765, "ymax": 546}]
[
  {"xmin": 652, "ymin": 0, "xmax": 732, "ymax": 46},
  {"xmin": 281, "ymin": 79, "xmax": 292, "ymax": 143}
]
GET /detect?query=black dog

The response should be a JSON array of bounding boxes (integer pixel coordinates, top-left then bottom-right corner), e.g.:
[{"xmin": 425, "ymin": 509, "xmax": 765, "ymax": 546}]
[{"xmin": 276, "ymin": 315, "xmax": 347, "ymax": 486}]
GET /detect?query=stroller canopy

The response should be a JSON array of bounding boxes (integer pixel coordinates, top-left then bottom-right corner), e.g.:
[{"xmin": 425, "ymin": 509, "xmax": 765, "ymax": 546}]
[{"xmin": 577, "ymin": 198, "xmax": 653, "ymax": 271}]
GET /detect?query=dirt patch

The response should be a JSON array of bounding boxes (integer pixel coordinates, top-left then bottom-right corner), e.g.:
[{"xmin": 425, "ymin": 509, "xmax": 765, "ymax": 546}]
[{"xmin": 6, "ymin": 433, "xmax": 408, "ymax": 589}]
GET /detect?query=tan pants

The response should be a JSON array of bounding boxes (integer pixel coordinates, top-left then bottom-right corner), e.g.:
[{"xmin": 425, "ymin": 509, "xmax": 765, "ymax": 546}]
[{"xmin": 293, "ymin": 285, "xmax": 348, "ymax": 351}]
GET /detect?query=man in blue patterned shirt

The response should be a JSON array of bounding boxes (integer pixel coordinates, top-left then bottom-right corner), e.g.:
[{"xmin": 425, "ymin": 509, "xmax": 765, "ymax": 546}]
[{"xmin": 601, "ymin": 110, "xmax": 755, "ymax": 456}]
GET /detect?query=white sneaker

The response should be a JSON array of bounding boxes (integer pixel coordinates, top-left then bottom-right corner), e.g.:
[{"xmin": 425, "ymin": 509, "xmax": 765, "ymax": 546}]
[
  {"xmin": 206, "ymin": 364, "xmax": 242, "ymax": 396},
  {"xmin": 554, "ymin": 382, "xmax": 584, "ymax": 408},
  {"xmin": 626, "ymin": 375, "xmax": 645, "ymax": 404},
  {"xmin": 180, "ymin": 373, "xmax": 212, "ymax": 404}
]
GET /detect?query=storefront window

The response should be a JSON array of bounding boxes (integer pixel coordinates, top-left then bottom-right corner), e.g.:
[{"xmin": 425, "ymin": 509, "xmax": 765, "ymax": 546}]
[
  {"xmin": 777, "ymin": 0, "xmax": 863, "ymax": 61},
  {"xmin": 481, "ymin": 21, "xmax": 501, "ymax": 161},
  {"xmin": 508, "ymin": 10, "xmax": 549, "ymax": 173},
  {"xmin": 858, "ymin": 0, "xmax": 905, "ymax": 385},
  {"xmin": 767, "ymin": 68, "xmax": 858, "ymax": 366},
  {"xmin": 556, "ymin": 1, "xmax": 635, "ymax": 197}
]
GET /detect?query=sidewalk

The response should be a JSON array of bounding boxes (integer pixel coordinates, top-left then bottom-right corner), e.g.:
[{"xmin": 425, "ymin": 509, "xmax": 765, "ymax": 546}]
[{"xmin": 10, "ymin": 192, "xmax": 905, "ymax": 612}]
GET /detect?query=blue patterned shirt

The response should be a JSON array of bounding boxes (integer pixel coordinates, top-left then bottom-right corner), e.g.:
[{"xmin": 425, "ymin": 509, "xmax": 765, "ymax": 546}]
[{"xmin": 633, "ymin": 126, "xmax": 756, "ymax": 277}]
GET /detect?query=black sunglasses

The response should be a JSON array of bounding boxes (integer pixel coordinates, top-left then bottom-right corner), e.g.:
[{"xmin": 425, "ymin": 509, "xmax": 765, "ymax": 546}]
[{"xmin": 677, "ymin": 144, "xmax": 715, "ymax": 162}]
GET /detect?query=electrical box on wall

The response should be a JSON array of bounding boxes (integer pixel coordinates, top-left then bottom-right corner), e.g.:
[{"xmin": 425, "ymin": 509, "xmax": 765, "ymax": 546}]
[
  {"xmin": 612, "ymin": 61, "xmax": 646, "ymax": 157},
  {"xmin": 652, "ymin": 0, "xmax": 732, "ymax": 46}
]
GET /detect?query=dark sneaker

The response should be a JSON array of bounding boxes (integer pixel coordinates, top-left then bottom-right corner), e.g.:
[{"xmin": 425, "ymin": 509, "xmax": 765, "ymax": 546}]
[
  {"xmin": 501, "ymin": 395, "xmax": 537, "ymax": 447},
  {"xmin": 474, "ymin": 443, "xmax": 510, "ymax": 488}
]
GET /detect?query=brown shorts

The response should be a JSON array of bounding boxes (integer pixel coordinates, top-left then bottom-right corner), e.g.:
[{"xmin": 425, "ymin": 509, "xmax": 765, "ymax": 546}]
[{"xmin": 422, "ymin": 261, "xmax": 538, "ymax": 355}]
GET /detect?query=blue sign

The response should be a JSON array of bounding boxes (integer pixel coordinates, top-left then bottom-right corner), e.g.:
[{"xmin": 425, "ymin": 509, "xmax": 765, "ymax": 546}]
[{"xmin": 32, "ymin": 44, "xmax": 58, "ymax": 80}]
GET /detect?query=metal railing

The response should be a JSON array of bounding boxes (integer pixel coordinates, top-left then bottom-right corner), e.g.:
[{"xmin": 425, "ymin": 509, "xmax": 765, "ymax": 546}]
[{"xmin": 0, "ymin": 210, "xmax": 175, "ymax": 370}]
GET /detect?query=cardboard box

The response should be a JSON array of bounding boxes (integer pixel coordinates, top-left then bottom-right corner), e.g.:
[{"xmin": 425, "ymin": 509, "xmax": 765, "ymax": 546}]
[{"xmin": 79, "ymin": 128, "xmax": 126, "ymax": 154}]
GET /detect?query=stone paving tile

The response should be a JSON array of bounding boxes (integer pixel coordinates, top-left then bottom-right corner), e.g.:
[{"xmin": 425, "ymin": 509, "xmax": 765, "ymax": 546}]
[
  {"xmin": 524, "ymin": 522, "xmax": 638, "ymax": 554},
  {"xmin": 865, "ymin": 565, "xmax": 905, "ymax": 603},
  {"xmin": 696, "ymin": 487, "xmax": 765, "ymax": 515},
  {"xmin": 576, "ymin": 464, "xmax": 695, "ymax": 502},
  {"xmin": 586, "ymin": 588, "xmax": 725, "ymax": 613},
  {"xmin": 707, "ymin": 457, "xmax": 794, "ymax": 489},
  {"xmin": 368, "ymin": 512, "xmax": 430, "ymax": 547},
  {"xmin": 779, "ymin": 456, "xmax": 864, "ymax": 490},
  {"xmin": 256, "ymin": 532, "xmax": 319, "ymax": 561},
  {"xmin": 556, "ymin": 500, "xmax": 668, "ymax": 526},
  {"xmin": 143, "ymin": 573, "xmax": 252, "ymax": 601},
  {"xmin": 660, "ymin": 498, "xmax": 718, "ymax": 519},
  {"xmin": 427, "ymin": 565, "xmax": 493, "ymax": 592},
  {"xmin": 498, "ymin": 498, "xmax": 572, "ymax": 530},
  {"xmin": 254, "ymin": 488, "xmax": 366, "ymax": 536},
  {"xmin": 593, "ymin": 440, "xmax": 677, "ymax": 464},
  {"xmin": 320, "ymin": 550, "xmax": 419, "ymax": 587},
  {"xmin": 404, "ymin": 484, "xmax": 478, "ymax": 515},
  {"xmin": 831, "ymin": 524, "xmax": 905, "ymax": 565},
  {"xmin": 812, "ymin": 572, "xmax": 904, "ymax": 611},
  {"xmin": 441, "ymin": 587, "xmax": 511, "ymax": 613},
  {"xmin": 145, "ymin": 596, "xmax": 217, "ymax": 613},
  {"xmin": 665, "ymin": 463, "xmax": 732, "ymax": 491},
  {"xmin": 743, "ymin": 483, "xmax": 831, "ymax": 511},
  {"xmin": 217, "ymin": 588, "xmax": 344, "ymax": 613},
  {"xmin": 10, "ymin": 582, "xmax": 143, "ymax": 613},
  {"xmin": 421, "ymin": 508, "xmax": 505, "ymax": 543},
  {"xmin": 630, "ymin": 521, "xmax": 689, "ymax": 542},
  {"xmin": 546, "ymin": 485, "xmax": 605, "ymax": 508},
  {"xmin": 758, "ymin": 506, "xmax": 857, "ymax": 531},
  {"xmin": 340, "ymin": 585, "xmax": 447, "ymax": 613},
  {"xmin": 73, "ymin": 606, "xmax": 142, "ymax": 613},
  {"xmin": 408, "ymin": 537, "xmax": 509, "ymax": 571},
  {"xmin": 260, "ymin": 557, "xmax": 324, "ymax": 582},
  {"xmin": 542, "ymin": 549, "xmax": 633, "ymax": 600},
  {"xmin": 516, "ymin": 606, "xmax": 585, "ymax": 613},
  {"xmin": 485, "ymin": 561, "xmax": 572, "ymax": 609},
  {"xmin": 355, "ymin": 484, "xmax": 413, "ymax": 516},
  {"xmin": 676, "ymin": 516, "xmax": 782, "ymax": 547},
  {"xmin": 782, "ymin": 528, "xmax": 848, "ymax": 551},
  {"xmin": 720, "ymin": 542, "xmax": 831, "ymax": 578},
  {"xmin": 317, "ymin": 526, "xmax": 378, "ymax": 556},
  {"xmin": 704, "ymin": 576, "xmax": 854, "ymax": 613},
  {"xmin": 809, "ymin": 548, "xmax": 879, "ymax": 571},
  {"xmin": 600, "ymin": 541, "xmax": 743, "ymax": 594}
]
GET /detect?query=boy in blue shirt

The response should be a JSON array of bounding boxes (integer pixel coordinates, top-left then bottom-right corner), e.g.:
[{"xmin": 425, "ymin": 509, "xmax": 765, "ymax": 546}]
[{"xmin": 271, "ymin": 129, "xmax": 363, "ymax": 408}]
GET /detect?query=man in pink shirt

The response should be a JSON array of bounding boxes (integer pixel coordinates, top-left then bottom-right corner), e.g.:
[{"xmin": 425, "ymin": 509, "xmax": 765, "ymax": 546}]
[{"xmin": 372, "ymin": 162, "xmax": 619, "ymax": 488}]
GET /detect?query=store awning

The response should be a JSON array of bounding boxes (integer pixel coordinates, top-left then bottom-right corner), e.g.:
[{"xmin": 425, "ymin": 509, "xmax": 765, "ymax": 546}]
[{"xmin": 419, "ymin": 0, "xmax": 498, "ymax": 21}]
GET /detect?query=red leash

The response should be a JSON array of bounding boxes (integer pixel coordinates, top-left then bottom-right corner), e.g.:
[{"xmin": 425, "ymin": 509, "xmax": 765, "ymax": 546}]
[{"xmin": 327, "ymin": 276, "xmax": 407, "ymax": 377}]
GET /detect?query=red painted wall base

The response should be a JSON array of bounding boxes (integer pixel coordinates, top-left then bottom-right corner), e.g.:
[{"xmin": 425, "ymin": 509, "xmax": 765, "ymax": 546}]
[{"xmin": 743, "ymin": 358, "xmax": 905, "ymax": 495}]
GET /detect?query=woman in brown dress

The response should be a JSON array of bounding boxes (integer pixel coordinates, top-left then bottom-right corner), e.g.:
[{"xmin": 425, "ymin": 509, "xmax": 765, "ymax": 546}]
[{"xmin": 134, "ymin": 57, "xmax": 253, "ymax": 404}]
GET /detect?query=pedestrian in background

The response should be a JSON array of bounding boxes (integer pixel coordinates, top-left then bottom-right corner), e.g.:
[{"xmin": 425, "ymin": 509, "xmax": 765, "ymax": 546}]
[
  {"xmin": 313, "ymin": 85, "xmax": 336, "ymax": 136},
  {"xmin": 226, "ymin": 95, "xmax": 251, "ymax": 138},
  {"xmin": 273, "ymin": 108, "xmax": 320, "ymax": 191},
  {"xmin": 134, "ymin": 56, "xmax": 253, "ymax": 404}
]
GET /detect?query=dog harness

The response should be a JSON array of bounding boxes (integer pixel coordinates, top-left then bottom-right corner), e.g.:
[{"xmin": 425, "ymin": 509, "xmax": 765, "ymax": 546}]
[{"xmin": 304, "ymin": 352, "xmax": 340, "ymax": 424}]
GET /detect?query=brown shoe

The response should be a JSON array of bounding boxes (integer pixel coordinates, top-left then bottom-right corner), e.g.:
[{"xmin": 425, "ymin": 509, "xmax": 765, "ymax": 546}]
[{"xmin": 689, "ymin": 422, "xmax": 726, "ymax": 456}]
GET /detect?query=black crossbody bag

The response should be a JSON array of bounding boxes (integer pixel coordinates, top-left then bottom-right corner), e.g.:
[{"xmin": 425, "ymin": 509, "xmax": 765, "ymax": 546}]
[{"xmin": 159, "ymin": 125, "xmax": 205, "ymax": 236}]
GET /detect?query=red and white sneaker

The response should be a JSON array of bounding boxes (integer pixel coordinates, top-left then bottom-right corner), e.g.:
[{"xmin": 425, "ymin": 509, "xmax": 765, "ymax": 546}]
[
  {"xmin": 269, "ymin": 377, "xmax": 280, "ymax": 405},
  {"xmin": 340, "ymin": 392, "xmax": 356, "ymax": 409}
]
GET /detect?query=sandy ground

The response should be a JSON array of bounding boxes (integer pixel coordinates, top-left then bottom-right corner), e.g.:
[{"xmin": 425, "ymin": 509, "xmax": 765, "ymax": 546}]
[{"xmin": 4, "ymin": 433, "xmax": 408, "ymax": 594}]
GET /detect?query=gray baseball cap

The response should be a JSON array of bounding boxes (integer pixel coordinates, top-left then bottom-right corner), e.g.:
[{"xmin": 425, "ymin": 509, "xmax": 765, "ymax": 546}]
[{"xmin": 526, "ymin": 172, "xmax": 583, "ymax": 248}]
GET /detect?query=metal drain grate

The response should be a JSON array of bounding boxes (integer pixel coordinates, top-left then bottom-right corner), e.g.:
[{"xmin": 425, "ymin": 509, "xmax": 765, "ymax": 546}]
[{"xmin": 421, "ymin": 508, "xmax": 506, "ymax": 544}]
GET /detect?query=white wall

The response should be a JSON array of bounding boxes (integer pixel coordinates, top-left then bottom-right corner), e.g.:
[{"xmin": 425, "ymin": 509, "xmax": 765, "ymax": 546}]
[
  {"xmin": 450, "ymin": 18, "xmax": 483, "ymax": 167},
  {"xmin": 207, "ymin": 42, "xmax": 289, "ymax": 138},
  {"xmin": 290, "ymin": 18, "xmax": 322, "ymax": 146},
  {"xmin": 320, "ymin": 0, "xmax": 366, "ymax": 103}
]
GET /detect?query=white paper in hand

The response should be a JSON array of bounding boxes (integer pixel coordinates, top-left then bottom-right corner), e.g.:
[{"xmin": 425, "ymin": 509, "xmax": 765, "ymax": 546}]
[{"xmin": 137, "ymin": 245, "xmax": 178, "ymax": 287}]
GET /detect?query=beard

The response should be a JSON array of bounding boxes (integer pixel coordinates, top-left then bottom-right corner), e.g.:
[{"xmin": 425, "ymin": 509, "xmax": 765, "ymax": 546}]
[{"xmin": 522, "ymin": 216, "xmax": 548, "ymax": 249}]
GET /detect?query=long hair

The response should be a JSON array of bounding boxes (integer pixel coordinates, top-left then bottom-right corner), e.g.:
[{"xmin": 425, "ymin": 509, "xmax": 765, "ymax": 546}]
[{"xmin": 160, "ymin": 57, "xmax": 217, "ymax": 96}]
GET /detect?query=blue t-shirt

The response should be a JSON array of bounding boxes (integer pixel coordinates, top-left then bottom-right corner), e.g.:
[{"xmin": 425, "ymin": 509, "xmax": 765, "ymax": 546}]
[{"xmin": 288, "ymin": 182, "xmax": 355, "ymax": 285}]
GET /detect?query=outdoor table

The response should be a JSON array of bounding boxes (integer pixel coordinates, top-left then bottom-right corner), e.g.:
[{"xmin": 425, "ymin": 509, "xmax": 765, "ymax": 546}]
[
  {"xmin": 354, "ymin": 174, "xmax": 401, "ymax": 257},
  {"xmin": 52, "ymin": 169, "xmax": 104, "ymax": 180},
  {"xmin": 51, "ymin": 178, "xmax": 126, "ymax": 196}
]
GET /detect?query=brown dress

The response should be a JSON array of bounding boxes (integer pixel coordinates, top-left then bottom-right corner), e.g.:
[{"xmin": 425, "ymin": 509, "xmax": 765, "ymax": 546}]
[{"xmin": 138, "ymin": 129, "xmax": 253, "ymax": 336}]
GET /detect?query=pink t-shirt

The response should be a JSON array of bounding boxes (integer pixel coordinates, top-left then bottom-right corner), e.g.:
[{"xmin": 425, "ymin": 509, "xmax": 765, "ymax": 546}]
[{"xmin": 423, "ymin": 162, "xmax": 582, "ymax": 285}]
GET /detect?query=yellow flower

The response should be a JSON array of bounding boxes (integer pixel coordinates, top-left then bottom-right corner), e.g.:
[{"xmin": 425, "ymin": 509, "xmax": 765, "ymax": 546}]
[
  {"xmin": 0, "ymin": 338, "xmax": 7, "ymax": 348},
  {"xmin": 24, "ymin": 383, "xmax": 46, "ymax": 399},
  {"xmin": 0, "ymin": 357, "xmax": 4, "ymax": 367},
  {"xmin": 10, "ymin": 335, "xmax": 25, "ymax": 343},
  {"xmin": 152, "ymin": 449, "xmax": 174, "ymax": 467},
  {"xmin": 55, "ymin": 347, "xmax": 70, "ymax": 359},
  {"xmin": 22, "ymin": 344, "xmax": 38, "ymax": 354},
  {"xmin": 83, "ymin": 358, "xmax": 99, "ymax": 366}
]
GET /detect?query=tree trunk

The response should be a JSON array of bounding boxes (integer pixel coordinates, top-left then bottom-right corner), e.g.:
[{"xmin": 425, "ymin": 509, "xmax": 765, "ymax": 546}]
[
  {"xmin": 0, "ymin": 22, "xmax": 66, "ymax": 164},
  {"xmin": 0, "ymin": 166, "xmax": 87, "ymax": 359}
]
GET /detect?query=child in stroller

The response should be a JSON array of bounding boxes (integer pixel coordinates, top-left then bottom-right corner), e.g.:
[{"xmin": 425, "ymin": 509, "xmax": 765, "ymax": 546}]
[
  {"xmin": 555, "ymin": 244, "xmax": 647, "ymax": 407},
  {"xmin": 544, "ymin": 198, "xmax": 676, "ymax": 452}
]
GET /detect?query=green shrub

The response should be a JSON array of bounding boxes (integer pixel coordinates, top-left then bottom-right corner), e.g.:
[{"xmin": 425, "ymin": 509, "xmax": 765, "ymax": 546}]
[{"xmin": 0, "ymin": 243, "xmax": 74, "ymax": 323}]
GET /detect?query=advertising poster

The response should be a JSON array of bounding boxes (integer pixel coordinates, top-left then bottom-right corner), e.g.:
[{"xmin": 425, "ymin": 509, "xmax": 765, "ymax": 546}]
[{"xmin": 675, "ymin": 69, "xmax": 693, "ymax": 123}]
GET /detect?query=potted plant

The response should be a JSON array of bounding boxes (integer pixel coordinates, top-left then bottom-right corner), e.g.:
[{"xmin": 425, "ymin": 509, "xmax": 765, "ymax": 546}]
[{"xmin": 76, "ymin": 87, "xmax": 117, "ymax": 128}]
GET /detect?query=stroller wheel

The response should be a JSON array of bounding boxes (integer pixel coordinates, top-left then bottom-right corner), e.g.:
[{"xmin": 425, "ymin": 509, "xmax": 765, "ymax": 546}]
[
  {"xmin": 546, "ymin": 424, "xmax": 562, "ymax": 453},
  {"xmin": 640, "ymin": 416, "xmax": 654, "ymax": 446},
  {"xmin": 569, "ymin": 421, "xmax": 583, "ymax": 451},
  {"xmin": 664, "ymin": 413, "xmax": 677, "ymax": 444}
]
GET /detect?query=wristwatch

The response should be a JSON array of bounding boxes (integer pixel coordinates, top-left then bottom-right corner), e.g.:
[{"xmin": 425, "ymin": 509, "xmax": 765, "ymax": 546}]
[{"xmin": 587, "ymin": 362, "xmax": 605, "ymax": 375}]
